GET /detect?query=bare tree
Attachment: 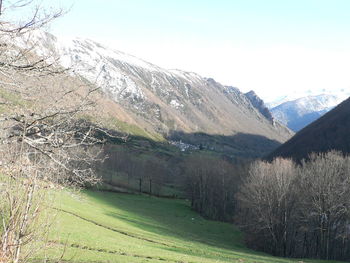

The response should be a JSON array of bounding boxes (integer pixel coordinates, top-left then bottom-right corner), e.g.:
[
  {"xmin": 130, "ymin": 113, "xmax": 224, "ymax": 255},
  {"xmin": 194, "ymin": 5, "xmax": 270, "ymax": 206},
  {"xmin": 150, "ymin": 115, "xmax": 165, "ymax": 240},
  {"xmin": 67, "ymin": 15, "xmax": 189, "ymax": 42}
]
[
  {"xmin": 0, "ymin": 1, "xmax": 111, "ymax": 262},
  {"xmin": 184, "ymin": 154, "xmax": 239, "ymax": 221},
  {"xmin": 298, "ymin": 151, "xmax": 350, "ymax": 259},
  {"xmin": 0, "ymin": 145, "xmax": 58, "ymax": 263},
  {"xmin": 237, "ymin": 158, "xmax": 299, "ymax": 256},
  {"xmin": 142, "ymin": 155, "xmax": 165, "ymax": 196},
  {"xmin": 237, "ymin": 152, "xmax": 350, "ymax": 261}
]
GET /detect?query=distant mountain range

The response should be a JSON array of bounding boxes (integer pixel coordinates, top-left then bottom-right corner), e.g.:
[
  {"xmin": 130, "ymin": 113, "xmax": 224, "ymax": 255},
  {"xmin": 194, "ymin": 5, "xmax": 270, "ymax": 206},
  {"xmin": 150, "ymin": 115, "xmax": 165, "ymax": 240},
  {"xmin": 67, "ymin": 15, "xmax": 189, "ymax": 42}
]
[
  {"xmin": 21, "ymin": 32, "xmax": 293, "ymax": 158},
  {"xmin": 266, "ymin": 89, "xmax": 350, "ymax": 108},
  {"xmin": 270, "ymin": 94, "xmax": 348, "ymax": 131},
  {"xmin": 268, "ymin": 97, "xmax": 350, "ymax": 161}
]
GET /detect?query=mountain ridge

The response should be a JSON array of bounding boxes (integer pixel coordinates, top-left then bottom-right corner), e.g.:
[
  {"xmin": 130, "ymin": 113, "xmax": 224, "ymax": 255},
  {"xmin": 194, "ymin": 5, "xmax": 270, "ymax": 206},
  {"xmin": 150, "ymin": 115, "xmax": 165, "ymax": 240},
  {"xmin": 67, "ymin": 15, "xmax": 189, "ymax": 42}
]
[
  {"xmin": 12, "ymin": 31, "xmax": 294, "ymax": 158},
  {"xmin": 268, "ymin": 97, "xmax": 350, "ymax": 161},
  {"xmin": 45, "ymin": 35, "xmax": 292, "ymax": 141}
]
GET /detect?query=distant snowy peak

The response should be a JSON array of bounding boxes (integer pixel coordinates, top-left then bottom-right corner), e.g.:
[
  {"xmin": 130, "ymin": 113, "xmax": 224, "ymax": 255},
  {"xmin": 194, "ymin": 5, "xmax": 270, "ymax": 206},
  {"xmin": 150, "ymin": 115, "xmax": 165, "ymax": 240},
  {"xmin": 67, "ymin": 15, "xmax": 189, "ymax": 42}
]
[
  {"xmin": 270, "ymin": 94, "xmax": 349, "ymax": 132},
  {"xmin": 273, "ymin": 94, "xmax": 347, "ymax": 116},
  {"xmin": 291, "ymin": 94, "xmax": 343, "ymax": 112},
  {"xmin": 266, "ymin": 89, "xmax": 350, "ymax": 109}
]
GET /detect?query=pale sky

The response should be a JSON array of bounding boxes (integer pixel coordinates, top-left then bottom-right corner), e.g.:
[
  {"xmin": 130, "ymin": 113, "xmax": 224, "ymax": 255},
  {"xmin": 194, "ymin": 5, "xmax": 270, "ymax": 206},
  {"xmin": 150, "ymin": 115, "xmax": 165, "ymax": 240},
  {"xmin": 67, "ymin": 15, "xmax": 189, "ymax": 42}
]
[{"xmin": 21, "ymin": 0, "xmax": 350, "ymax": 101}]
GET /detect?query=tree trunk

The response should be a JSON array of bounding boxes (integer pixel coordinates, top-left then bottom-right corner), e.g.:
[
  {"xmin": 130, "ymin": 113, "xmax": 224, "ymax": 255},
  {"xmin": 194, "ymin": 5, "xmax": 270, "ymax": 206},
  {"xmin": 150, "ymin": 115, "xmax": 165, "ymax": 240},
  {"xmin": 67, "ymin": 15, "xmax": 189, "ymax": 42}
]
[
  {"xmin": 139, "ymin": 178, "xmax": 142, "ymax": 193},
  {"xmin": 149, "ymin": 178, "xmax": 152, "ymax": 195}
]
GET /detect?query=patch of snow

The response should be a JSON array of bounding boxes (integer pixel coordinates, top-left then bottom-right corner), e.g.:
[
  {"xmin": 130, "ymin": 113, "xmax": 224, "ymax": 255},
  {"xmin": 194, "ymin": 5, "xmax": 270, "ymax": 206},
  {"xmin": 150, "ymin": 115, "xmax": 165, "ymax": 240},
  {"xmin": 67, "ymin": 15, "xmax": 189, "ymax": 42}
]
[
  {"xmin": 169, "ymin": 69, "xmax": 202, "ymax": 83},
  {"xmin": 170, "ymin": 99, "xmax": 184, "ymax": 109}
]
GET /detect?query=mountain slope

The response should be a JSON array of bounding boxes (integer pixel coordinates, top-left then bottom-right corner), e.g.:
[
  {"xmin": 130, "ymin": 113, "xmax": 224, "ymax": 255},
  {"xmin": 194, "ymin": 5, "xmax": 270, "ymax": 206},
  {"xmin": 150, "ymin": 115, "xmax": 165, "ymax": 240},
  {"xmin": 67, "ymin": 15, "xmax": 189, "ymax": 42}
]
[
  {"xmin": 13, "ymin": 31, "xmax": 293, "ymax": 158},
  {"xmin": 270, "ymin": 94, "xmax": 348, "ymax": 131},
  {"xmin": 35, "ymin": 35, "xmax": 292, "ymax": 145},
  {"xmin": 268, "ymin": 97, "xmax": 350, "ymax": 161},
  {"xmin": 58, "ymin": 38, "xmax": 290, "ymax": 138}
]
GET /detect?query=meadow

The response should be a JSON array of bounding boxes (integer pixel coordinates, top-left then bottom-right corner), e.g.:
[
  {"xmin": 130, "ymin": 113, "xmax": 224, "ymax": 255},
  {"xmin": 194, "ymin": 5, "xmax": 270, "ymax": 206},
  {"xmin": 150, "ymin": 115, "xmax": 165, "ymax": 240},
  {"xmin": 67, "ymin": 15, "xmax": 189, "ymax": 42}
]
[{"xmin": 39, "ymin": 190, "xmax": 342, "ymax": 263}]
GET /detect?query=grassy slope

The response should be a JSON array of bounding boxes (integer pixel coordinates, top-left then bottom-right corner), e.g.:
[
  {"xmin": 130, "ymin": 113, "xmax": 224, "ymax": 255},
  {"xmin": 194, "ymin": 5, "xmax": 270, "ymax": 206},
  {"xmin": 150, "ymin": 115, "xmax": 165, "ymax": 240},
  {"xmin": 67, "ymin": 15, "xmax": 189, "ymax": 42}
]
[{"xmin": 41, "ymin": 190, "xmax": 341, "ymax": 263}]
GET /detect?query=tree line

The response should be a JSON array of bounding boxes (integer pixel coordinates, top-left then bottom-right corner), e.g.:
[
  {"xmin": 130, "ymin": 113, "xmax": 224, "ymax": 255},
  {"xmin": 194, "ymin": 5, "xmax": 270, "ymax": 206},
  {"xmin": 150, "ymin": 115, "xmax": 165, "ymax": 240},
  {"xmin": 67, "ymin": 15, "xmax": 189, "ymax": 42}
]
[
  {"xmin": 101, "ymin": 146, "xmax": 169, "ymax": 196},
  {"xmin": 183, "ymin": 151, "xmax": 350, "ymax": 261},
  {"xmin": 236, "ymin": 151, "xmax": 350, "ymax": 260}
]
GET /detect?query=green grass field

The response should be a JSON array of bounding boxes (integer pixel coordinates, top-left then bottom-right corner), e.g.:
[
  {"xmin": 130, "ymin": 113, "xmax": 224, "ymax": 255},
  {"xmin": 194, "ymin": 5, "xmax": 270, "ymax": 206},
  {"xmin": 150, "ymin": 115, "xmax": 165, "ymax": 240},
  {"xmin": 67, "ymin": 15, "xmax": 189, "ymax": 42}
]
[{"xmin": 42, "ymin": 190, "xmax": 342, "ymax": 263}]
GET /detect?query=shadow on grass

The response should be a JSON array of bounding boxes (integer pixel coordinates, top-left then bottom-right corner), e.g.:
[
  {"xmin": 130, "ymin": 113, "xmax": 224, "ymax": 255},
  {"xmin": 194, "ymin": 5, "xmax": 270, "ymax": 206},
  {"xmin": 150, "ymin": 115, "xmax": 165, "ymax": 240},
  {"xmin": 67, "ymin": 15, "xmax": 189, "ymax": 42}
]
[{"xmin": 81, "ymin": 190, "xmax": 313, "ymax": 263}]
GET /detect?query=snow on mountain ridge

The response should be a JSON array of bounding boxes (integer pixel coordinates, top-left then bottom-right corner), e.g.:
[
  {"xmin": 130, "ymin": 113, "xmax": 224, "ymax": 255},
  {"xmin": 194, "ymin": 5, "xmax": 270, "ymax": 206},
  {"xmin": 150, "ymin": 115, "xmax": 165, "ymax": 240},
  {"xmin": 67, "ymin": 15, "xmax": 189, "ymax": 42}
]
[
  {"xmin": 14, "ymin": 30, "xmax": 294, "ymax": 149},
  {"xmin": 54, "ymin": 37, "xmax": 156, "ymax": 102},
  {"xmin": 51, "ymin": 37, "xmax": 219, "ymax": 107},
  {"xmin": 59, "ymin": 37, "xmax": 162, "ymax": 72},
  {"xmin": 32, "ymin": 32, "xmax": 345, "ymax": 136},
  {"xmin": 270, "ymin": 94, "xmax": 348, "ymax": 131},
  {"xmin": 266, "ymin": 89, "xmax": 350, "ymax": 109},
  {"xmin": 293, "ymin": 94, "xmax": 342, "ymax": 113}
]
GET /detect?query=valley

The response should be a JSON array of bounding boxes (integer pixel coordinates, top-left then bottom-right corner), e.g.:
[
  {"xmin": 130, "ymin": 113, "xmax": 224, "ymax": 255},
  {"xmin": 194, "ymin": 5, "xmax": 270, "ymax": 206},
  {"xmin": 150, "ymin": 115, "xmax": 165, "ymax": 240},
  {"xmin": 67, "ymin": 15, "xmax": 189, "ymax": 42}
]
[{"xmin": 1, "ymin": 2, "xmax": 350, "ymax": 263}]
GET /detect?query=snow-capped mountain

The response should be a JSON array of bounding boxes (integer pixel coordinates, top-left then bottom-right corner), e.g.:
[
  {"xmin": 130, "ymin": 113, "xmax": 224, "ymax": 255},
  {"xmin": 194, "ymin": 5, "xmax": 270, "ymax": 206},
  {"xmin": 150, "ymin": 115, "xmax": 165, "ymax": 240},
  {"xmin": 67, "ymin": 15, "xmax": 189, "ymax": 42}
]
[
  {"xmin": 18, "ymin": 32, "xmax": 294, "ymax": 158},
  {"xmin": 268, "ymin": 97, "xmax": 350, "ymax": 161},
  {"xmin": 270, "ymin": 94, "xmax": 348, "ymax": 132},
  {"xmin": 40, "ymin": 35, "xmax": 291, "ymax": 138},
  {"xmin": 266, "ymin": 89, "xmax": 350, "ymax": 109}
]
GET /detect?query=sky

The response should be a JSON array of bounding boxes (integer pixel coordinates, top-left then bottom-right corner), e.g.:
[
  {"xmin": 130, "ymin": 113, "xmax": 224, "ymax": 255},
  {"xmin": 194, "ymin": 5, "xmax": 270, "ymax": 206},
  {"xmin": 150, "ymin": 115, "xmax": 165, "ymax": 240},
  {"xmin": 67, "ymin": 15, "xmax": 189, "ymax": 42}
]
[{"xmin": 18, "ymin": 0, "xmax": 350, "ymax": 101}]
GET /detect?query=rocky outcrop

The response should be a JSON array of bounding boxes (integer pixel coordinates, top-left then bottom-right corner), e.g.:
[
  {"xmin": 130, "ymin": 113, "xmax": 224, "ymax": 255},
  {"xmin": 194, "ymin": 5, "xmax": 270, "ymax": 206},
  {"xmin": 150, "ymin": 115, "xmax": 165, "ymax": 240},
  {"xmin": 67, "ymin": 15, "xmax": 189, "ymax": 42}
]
[{"xmin": 245, "ymin": 90, "xmax": 274, "ymax": 122}]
